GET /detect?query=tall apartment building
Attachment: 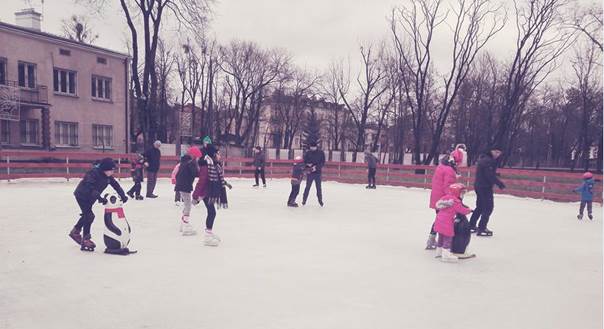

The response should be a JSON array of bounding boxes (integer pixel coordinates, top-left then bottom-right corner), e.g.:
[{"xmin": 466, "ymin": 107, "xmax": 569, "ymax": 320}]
[{"xmin": 0, "ymin": 9, "xmax": 130, "ymax": 153}]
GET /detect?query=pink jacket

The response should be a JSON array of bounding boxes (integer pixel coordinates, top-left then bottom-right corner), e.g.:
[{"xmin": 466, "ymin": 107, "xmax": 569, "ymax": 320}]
[
  {"xmin": 171, "ymin": 163, "xmax": 180, "ymax": 185},
  {"xmin": 433, "ymin": 196, "xmax": 472, "ymax": 237},
  {"xmin": 429, "ymin": 164, "xmax": 457, "ymax": 209}
]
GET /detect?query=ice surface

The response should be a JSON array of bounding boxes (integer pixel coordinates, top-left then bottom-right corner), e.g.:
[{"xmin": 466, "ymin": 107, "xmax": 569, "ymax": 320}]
[{"xmin": 0, "ymin": 178, "xmax": 601, "ymax": 329}]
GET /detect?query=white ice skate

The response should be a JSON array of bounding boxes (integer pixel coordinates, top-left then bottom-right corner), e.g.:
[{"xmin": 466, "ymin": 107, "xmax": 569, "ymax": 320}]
[
  {"xmin": 204, "ymin": 230, "xmax": 221, "ymax": 247},
  {"xmin": 435, "ymin": 247, "xmax": 442, "ymax": 258},
  {"xmin": 441, "ymin": 249, "xmax": 458, "ymax": 263},
  {"xmin": 180, "ymin": 216, "xmax": 197, "ymax": 236}
]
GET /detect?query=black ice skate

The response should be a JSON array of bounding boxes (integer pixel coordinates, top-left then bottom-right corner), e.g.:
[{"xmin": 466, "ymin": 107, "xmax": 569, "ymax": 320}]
[
  {"xmin": 476, "ymin": 228, "xmax": 493, "ymax": 237},
  {"xmin": 577, "ymin": 214, "xmax": 583, "ymax": 220},
  {"xmin": 68, "ymin": 227, "xmax": 82, "ymax": 245},
  {"xmin": 588, "ymin": 214, "xmax": 593, "ymax": 220},
  {"xmin": 288, "ymin": 202, "xmax": 299, "ymax": 207},
  {"xmin": 80, "ymin": 234, "xmax": 96, "ymax": 251},
  {"xmin": 135, "ymin": 195, "xmax": 144, "ymax": 200}
]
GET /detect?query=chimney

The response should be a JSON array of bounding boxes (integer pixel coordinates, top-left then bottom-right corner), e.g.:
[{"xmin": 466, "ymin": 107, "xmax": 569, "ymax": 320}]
[{"xmin": 15, "ymin": 8, "xmax": 42, "ymax": 31}]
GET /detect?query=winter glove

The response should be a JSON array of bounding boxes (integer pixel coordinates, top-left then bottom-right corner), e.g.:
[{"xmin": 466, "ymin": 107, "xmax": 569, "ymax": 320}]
[
  {"xmin": 98, "ymin": 196, "xmax": 108, "ymax": 205},
  {"xmin": 496, "ymin": 182, "xmax": 506, "ymax": 189},
  {"xmin": 225, "ymin": 182, "xmax": 233, "ymax": 190},
  {"xmin": 192, "ymin": 198, "xmax": 200, "ymax": 205},
  {"xmin": 121, "ymin": 195, "xmax": 129, "ymax": 204}
]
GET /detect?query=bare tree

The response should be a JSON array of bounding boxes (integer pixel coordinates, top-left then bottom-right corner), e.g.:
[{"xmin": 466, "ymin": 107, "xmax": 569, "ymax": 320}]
[
  {"xmin": 323, "ymin": 60, "xmax": 352, "ymax": 158},
  {"xmin": 156, "ymin": 39, "xmax": 175, "ymax": 143},
  {"xmin": 390, "ymin": 0, "xmax": 446, "ymax": 164},
  {"xmin": 571, "ymin": 3, "xmax": 603, "ymax": 52},
  {"xmin": 61, "ymin": 15, "xmax": 98, "ymax": 43},
  {"xmin": 492, "ymin": 0, "xmax": 576, "ymax": 161},
  {"xmin": 423, "ymin": 0, "xmax": 506, "ymax": 164}
]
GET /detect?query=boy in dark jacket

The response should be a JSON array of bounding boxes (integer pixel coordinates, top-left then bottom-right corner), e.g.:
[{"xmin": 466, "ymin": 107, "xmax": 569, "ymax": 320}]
[
  {"xmin": 252, "ymin": 146, "xmax": 266, "ymax": 187},
  {"xmin": 364, "ymin": 151, "xmax": 378, "ymax": 189},
  {"xmin": 176, "ymin": 147, "xmax": 202, "ymax": 235},
  {"xmin": 144, "ymin": 140, "xmax": 162, "ymax": 198},
  {"xmin": 574, "ymin": 172, "xmax": 596, "ymax": 220},
  {"xmin": 69, "ymin": 158, "xmax": 128, "ymax": 251},
  {"xmin": 127, "ymin": 154, "xmax": 145, "ymax": 200},
  {"xmin": 302, "ymin": 142, "xmax": 326, "ymax": 206},
  {"xmin": 469, "ymin": 148, "xmax": 506, "ymax": 236},
  {"xmin": 287, "ymin": 156, "xmax": 306, "ymax": 207}
]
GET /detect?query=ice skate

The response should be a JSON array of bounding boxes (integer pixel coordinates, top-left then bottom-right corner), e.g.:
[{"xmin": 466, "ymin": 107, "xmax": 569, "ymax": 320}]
[
  {"xmin": 469, "ymin": 226, "xmax": 477, "ymax": 233},
  {"xmin": 476, "ymin": 228, "xmax": 493, "ymax": 236},
  {"xmin": 204, "ymin": 230, "xmax": 221, "ymax": 246},
  {"xmin": 80, "ymin": 234, "xmax": 96, "ymax": 251},
  {"xmin": 135, "ymin": 195, "xmax": 144, "ymax": 200},
  {"xmin": 263, "ymin": 184, "xmax": 266, "ymax": 188},
  {"xmin": 252, "ymin": 184, "xmax": 259, "ymax": 187},
  {"xmin": 577, "ymin": 214, "xmax": 583, "ymax": 220},
  {"xmin": 180, "ymin": 216, "xmax": 197, "ymax": 236},
  {"xmin": 434, "ymin": 247, "xmax": 442, "ymax": 258},
  {"xmin": 453, "ymin": 251, "xmax": 476, "ymax": 259},
  {"xmin": 127, "ymin": 190, "xmax": 135, "ymax": 199},
  {"xmin": 425, "ymin": 234, "xmax": 437, "ymax": 250},
  {"xmin": 68, "ymin": 227, "xmax": 82, "ymax": 245},
  {"xmin": 441, "ymin": 249, "xmax": 458, "ymax": 263},
  {"xmin": 287, "ymin": 202, "xmax": 299, "ymax": 207},
  {"xmin": 588, "ymin": 214, "xmax": 593, "ymax": 220},
  {"xmin": 366, "ymin": 185, "xmax": 372, "ymax": 189},
  {"xmin": 319, "ymin": 200, "xmax": 324, "ymax": 207}
]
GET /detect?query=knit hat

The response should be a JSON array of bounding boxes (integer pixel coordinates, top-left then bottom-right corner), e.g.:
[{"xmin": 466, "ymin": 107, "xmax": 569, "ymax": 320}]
[
  {"xmin": 202, "ymin": 136, "xmax": 212, "ymax": 144},
  {"xmin": 205, "ymin": 144, "xmax": 218, "ymax": 158},
  {"xmin": 447, "ymin": 183, "xmax": 467, "ymax": 199},
  {"xmin": 583, "ymin": 172, "xmax": 593, "ymax": 179},
  {"xmin": 187, "ymin": 147, "xmax": 202, "ymax": 158},
  {"xmin": 154, "ymin": 140, "xmax": 162, "ymax": 147},
  {"xmin": 98, "ymin": 158, "xmax": 116, "ymax": 171},
  {"xmin": 294, "ymin": 156, "xmax": 303, "ymax": 163},
  {"xmin": 450, "ymin": 149, "xmax": 463, "ymax": 165}
]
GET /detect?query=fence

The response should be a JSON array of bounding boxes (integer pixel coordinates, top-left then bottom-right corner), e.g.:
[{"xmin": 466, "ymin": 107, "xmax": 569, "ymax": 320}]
[{"xmin": 1, "ymin": 150, "xmax": 601, "ymax": 203}]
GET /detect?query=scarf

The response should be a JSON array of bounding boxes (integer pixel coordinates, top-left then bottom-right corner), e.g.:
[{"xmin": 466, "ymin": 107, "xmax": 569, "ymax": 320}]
[{"xmin": 207, "ymin": 161, "xmax": 228, "ymax": 209}]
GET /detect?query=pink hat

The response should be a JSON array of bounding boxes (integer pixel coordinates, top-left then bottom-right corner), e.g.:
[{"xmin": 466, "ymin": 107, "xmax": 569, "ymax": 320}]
[
  {"xmin": 187, "ymin": 147, "xmax": 202, "ymax": 158},
  {"xmin": 583, "ymin": 172, "xmax": 593, "ymax": 179},
  {"xmin": 450, "ymin": 149, "xmax": 463, "ymax": 165}
]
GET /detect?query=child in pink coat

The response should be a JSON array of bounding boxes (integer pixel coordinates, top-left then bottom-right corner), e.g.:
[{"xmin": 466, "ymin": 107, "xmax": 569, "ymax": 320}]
[
  {"xmin": 433, "ymin": 183, "xmax": 472, "ymax": 262},
  {"xmin": 426, "ymin": 156, "xmax": 459, "ymax": 249}
]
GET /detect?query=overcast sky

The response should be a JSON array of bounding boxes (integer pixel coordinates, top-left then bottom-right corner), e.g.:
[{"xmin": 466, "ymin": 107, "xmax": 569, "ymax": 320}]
[{"xmin": 1, "ymin": 0, "xmax": 597, "ymax": 83}]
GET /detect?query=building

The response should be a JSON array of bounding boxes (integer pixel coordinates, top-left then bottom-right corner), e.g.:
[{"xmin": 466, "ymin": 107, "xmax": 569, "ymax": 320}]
[{"xmin": 0, "ymin": 9, "xmax": 130, "ymax": 153}]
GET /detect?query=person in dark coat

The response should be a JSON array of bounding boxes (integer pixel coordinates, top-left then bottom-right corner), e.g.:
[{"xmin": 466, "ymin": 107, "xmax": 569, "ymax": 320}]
[
  {"xmin": 69, "ymin": 158, "xmax": 128, "ymax": 251},
  {"xmin": 144, "ymin": 140, "xmax": 162, "ymax": 198},
  {"xmin": 302, "ymin": 142, "xmax": 326, "ymax": 206},
  {"xmin": 468, "ymin": 148, "xmax": 506, "ymax": 236},
  {"xmin": 287, "ymin": 156, "xmax": 306, "ymax": 207},
  {"xmin": 176, "ymin": 147, "xmax": 202, "ymax": 235},
  {"xmin": 127, "ymin": 153, "xmax": 145, "ymax": 200},
  {"xmin": 252, "ymin": 146, "xmax": 266, "ymax": 187},
  {"xmin": 364, "ymin": 151, "xmax": 379, "ymax": 189}
]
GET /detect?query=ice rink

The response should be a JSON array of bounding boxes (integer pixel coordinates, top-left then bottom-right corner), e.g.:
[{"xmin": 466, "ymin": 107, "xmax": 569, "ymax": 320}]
[{"xmin": 1, "ymin": 178, "xmax": 602, "ymax": 329}]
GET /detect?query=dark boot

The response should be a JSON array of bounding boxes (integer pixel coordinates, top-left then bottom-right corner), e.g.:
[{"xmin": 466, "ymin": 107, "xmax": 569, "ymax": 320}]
[
  {"xmin": 80, "ymin": 234, "xmax": 96, "ymax": 251},
  {"xmin": 68, "ymin": 227, "xmax": 82, "ymax": 245}
]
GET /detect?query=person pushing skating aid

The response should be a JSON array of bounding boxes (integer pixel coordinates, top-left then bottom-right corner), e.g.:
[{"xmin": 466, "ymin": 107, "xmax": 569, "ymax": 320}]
[{"xmin": 287, "ymin": 156, "xmax": 306, "ymax": 207}]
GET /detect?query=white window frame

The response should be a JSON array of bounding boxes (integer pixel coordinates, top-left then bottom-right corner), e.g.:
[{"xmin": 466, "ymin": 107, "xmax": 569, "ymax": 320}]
[
  {"xmin": 92, "ymin": 124, "xmax": 113, "ymax": 149},
  {"xmin": 91, "ymin": 75, "xmax": 112, "ymax": 101},
  {"xmin": 18, "ymin": 61, "xmax": 36, "ymax": 89},
  {"xmin": 54, "ymin": 121, "xmax": 79, "ymax": 147},
  {"xmin": 20, "ymin": 119, "xmax": 39, "ymax": 145},
  {"xmin": 53, "ymin": 68, "xmax": 77, "ymax": 96},
  {"xmin": 1, "ymin": 120, "xmax": 10, "ymax": 144},
  {"xmin": 0, "ymin": 57, "xmax": 6, "ymax": 85}
]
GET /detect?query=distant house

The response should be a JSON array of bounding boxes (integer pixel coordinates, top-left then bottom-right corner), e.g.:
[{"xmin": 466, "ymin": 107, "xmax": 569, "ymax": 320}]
[{"xmin": 0, "ymin": 8, "xmax": 130, "ymax": 153}]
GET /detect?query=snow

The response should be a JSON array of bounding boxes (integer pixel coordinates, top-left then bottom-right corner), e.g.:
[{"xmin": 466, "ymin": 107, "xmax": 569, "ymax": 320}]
[{"xmin": 0, "ymin": 178, "xmax": 602, "ymax": 329}]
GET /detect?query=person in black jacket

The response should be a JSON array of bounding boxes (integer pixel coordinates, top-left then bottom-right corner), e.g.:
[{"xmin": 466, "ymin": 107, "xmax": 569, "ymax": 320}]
[
  {"xmin": 144, "ymin": 140, "xmax": 162, "ymax": 198},
  {"xmin": 469, "ymin": 148, "xmax": 506, "ymax": 236},
  {"xmin": 287, "ymin": 156, "xmax": 306, "ymax": 207},
  {"xmin": 252, "ymin": 146, "xmax": 266, "ymax": 187},
  {"xmin": 69, "ymin": 158, "xmax": 128, "ymax": 251},
  {"xmin": 302, "ymin": 142, "xmax": 326, "ymax": 206},
  {"xmin": 127, "ymin": 153, "xmax": 145, "ymax": 200},
  {"xmin": 176, "ymin": 147, "xmax": 201, "ymax": 235}
]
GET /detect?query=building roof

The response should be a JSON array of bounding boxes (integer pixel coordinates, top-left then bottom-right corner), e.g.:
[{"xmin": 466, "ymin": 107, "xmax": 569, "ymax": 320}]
[{"xmin": 0, "ymin": 20, "xmax": 130, "ymax": 59}]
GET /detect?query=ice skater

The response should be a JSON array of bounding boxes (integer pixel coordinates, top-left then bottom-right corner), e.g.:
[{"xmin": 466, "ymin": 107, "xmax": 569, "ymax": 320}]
[
  {"xmin": 176, "ymin": 147, "xmax": 202, "ymax": 235},
  {"xmin": 69, "ymin": 158, "xmax": 128, "ymax": 252},
  {"xmin": 171, "ymin": 160, "xmax": 182, "ymax": 206},
  {"xmin": 287, "ymin": 156, "xmax": 306, "ymax": 207},
  {"xmin": 143, "ymin": 140, "xmax": 162, "ymax": 198},
  {"xmin": 574, "ymin": 172, "xmax": 595, "ymax": 220},
  {"xmin": 302, "ymin": 142, "xmax": 326, "ymax": 206},
  {"xmin": 126, "ymin": 153, "xmax": 145, "ymax": 200},
  {"xmin": 433, "ymin": 183, "xmax": 473, "ymax": 262},
  {"xmin": 252, "ymin": 146, "xmax": 267, "ymax": 187},
  {"xmin": 426, "ymin": 155, "xmax": 459, "ymax": 249},
  {"xmin": 364, "ymin": 150, "xmax": 378, "ymax": 189},
  {"xmin": 193, "ymin": 145, "xmax": 232, "ymax": 246},
  {"xmin": 468, "ymin": 147, "xmax": 505, "ymax": 236}
]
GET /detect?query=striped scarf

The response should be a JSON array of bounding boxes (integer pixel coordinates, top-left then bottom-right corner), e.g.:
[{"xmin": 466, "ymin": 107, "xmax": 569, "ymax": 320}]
[{"xmin": 207, "ymin": 161, "xmax": 228, "ymax": 208}]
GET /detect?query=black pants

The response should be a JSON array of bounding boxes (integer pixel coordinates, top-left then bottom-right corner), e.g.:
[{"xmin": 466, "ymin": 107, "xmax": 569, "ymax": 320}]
[
  {"xmin": 429, "ymin": 209, "xmax": 438, "ymax": 235},
  {"xmin": 303, "ymin": 172, "xmax": 323, "ymax": 203},
  {"xmin": 368, "ymin": 168, "xmax": 376, "ymax": 186},
  {"xmin": 74, "ymin": 197, "xmax": 95, "ymax": 236},
  {"xmin": 288, "ymin": 183, "xmax": 301, "ymax": 204},
  {"xmin": 128, "ymin": 182, "xmax": 142, "ymax": 197},
  {"xmin": 469, "ymin": 188, "xmax": 494, "ymax": 230},
  {"xmin": 146, "ymin": 171, "xmax": 158, "ymax": 196},
  {"xmin": 255, "ymin": 167, "xmax": 266, "ymax": 185},
  {"xmin": 203, "ymin": 197, "xmax": 217, "ymax": 230},
  {"xmin": 580, "ymin": 201, "xmax": 593, "ymax": 215}
]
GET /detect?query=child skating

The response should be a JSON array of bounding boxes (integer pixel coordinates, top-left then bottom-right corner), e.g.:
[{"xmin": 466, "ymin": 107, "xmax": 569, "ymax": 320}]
[
  {"xmin": 126, "ymin": 153, "xmax": 145, "ymax": 200},
  {"xmin": 171, "ymin": 160, "xmax": 182, "ymax": 206},
  {"xmin": 287, "ymin": 156, "xmax": 306, "ymax": 207},
  {"xmin": 574, "ymin": 172, "xmax": 595, "ymax": 220},
  {"xmin": 193, "ymin": 145, "xmax": 232, "ymax": 246},
  {"xmin": 176, "ymin": 147, "xmax": 202, "ymax": 235},
  {"xmin": 69, "ymin": 158, "xmax": 128, "ymax": 251},
  {"xmin": 433, "ymin": 183, "xmax": 472, "ymax": 262}
]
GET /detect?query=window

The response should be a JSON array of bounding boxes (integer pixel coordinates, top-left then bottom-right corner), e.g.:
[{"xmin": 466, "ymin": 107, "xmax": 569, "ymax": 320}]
[
  {"xmin": 20, "ymin": 119, "xmax": 39, "ymax": 144},
  {"xmin": 53, "ymin": 68, "xmax": 77, "ymax": 95},
  {"xmin": 0, "ymin": 58, "xmax": 6, "ymax": 85},
  {"xmin": 18, "ymin": 62, "xmax": 36, "ymax": 88},
  {"xmin": 55, "ymin": 121, "xmax": 78, "ymax": 146},
  {"xmin": 1, "ymin": 120, "xmax": 10, "ymax": 144},
  {"xmin": 91, "ymin": 76, "xmax": 111, "ymax": 100},
  {"xmin": 92, "ymin": 124, "xmax": 113, "ymax": 148},
  {"xmin": 97, "ymin": 57, "xmax": 107, "ymax": 64},
  {"xmin": 59, "ymin": 49, "xmax": 71, "ymax": 56}
]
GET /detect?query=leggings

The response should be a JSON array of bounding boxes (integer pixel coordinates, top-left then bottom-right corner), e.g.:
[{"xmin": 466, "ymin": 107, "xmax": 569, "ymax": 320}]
[
  {"xmin": 580, "ymin": 201, "xmax": 593, "ymax": 215},
  {"xmin": 128, "ymin": 182, "xmax": 142, "ymax": 197},
  {"xmin": 437, "ymin": 234, "xmax": 453, "ymax": 249},
  {"xmin": 203, "ymin": 197, "xmax": 217, "ymax": 230},
  {"xmin": 180, "ymin": 192, "xmax": 192, "ymax": 216},
  {"xmin": 368, "ymin": 168, "xmax": 376, "ymax": 186},
  {"xmin": 74, "ymin": 197, "xmax": 95, "ymax": 236}
]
